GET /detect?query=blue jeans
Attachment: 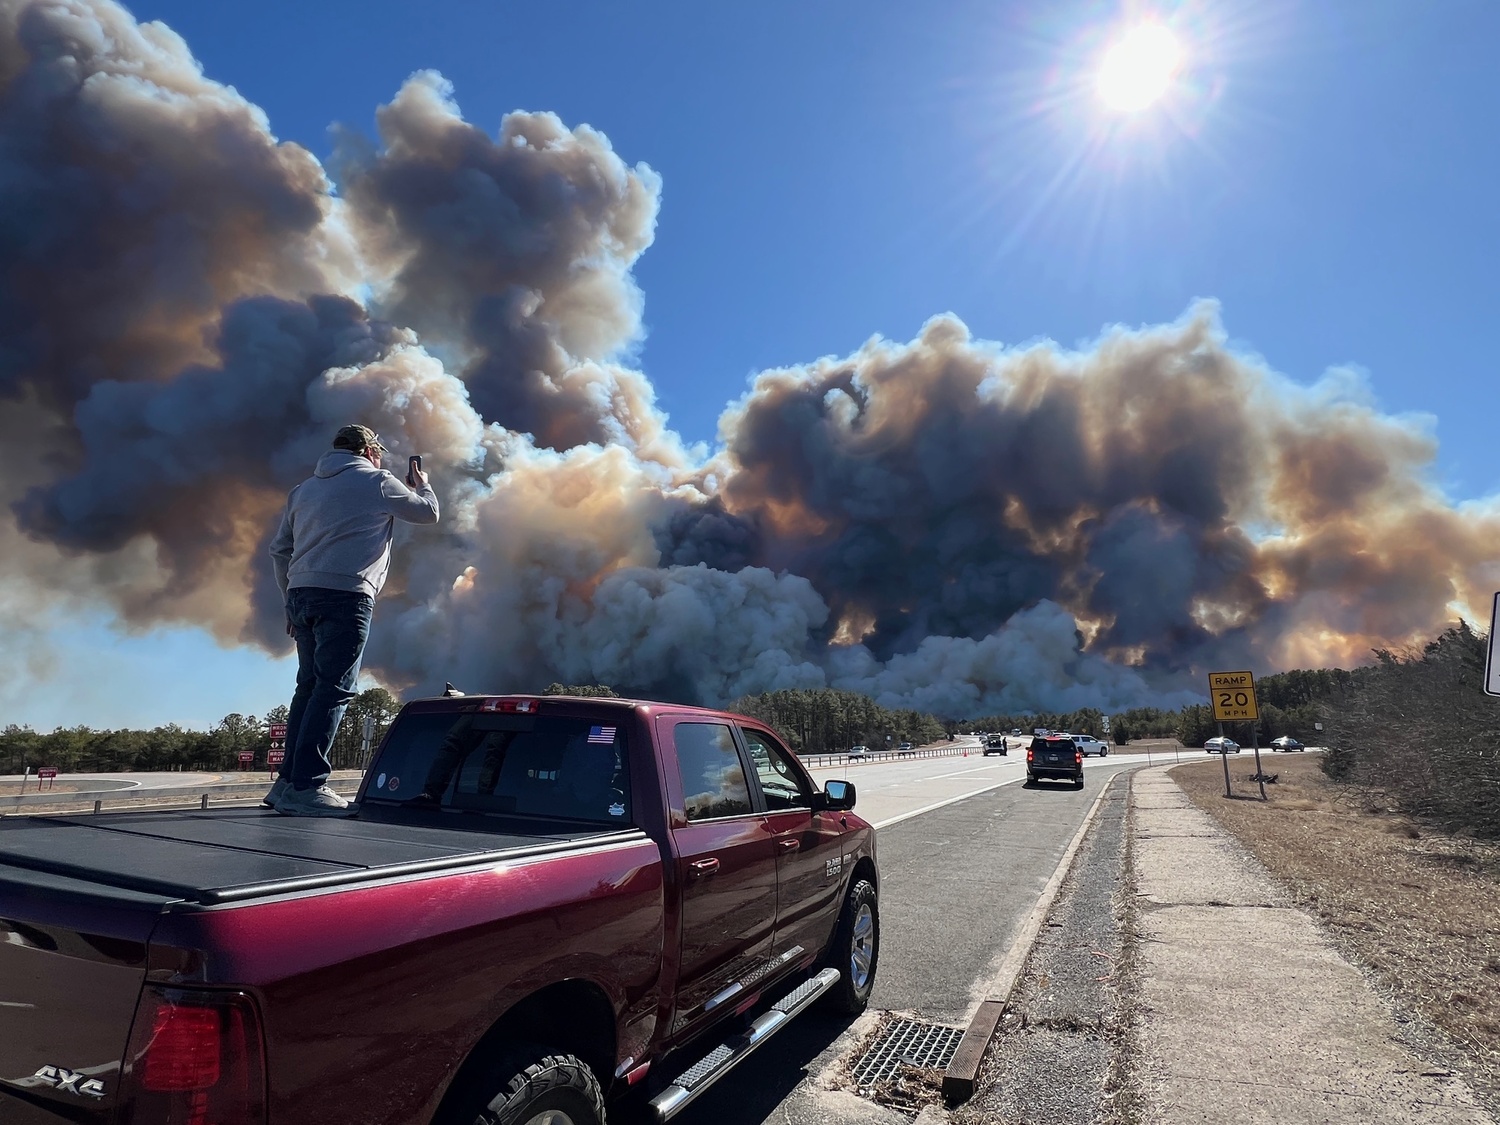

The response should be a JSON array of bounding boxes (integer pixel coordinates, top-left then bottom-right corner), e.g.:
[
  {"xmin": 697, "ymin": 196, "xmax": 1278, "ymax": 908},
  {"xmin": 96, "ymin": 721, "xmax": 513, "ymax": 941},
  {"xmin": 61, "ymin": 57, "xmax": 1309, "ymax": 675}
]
[{"xmin": 282, "ymin": 588, "xmax": 373, "ymax": 790}]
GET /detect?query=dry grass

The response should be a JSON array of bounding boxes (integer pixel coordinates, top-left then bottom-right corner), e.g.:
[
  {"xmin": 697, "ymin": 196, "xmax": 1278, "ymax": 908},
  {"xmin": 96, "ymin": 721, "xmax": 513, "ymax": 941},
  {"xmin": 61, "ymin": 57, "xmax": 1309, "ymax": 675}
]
[{"xmin": 1172, "ymin": 756, "xmax": 1500, "ymax": 1096}]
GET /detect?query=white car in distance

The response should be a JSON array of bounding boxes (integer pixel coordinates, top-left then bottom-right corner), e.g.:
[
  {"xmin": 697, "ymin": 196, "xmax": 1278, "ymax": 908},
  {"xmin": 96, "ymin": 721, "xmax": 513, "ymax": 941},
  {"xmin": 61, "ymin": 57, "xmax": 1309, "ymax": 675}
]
[{"xmin": 1067, "ymin": 734, "xmax": 1110, "ymax": 757}]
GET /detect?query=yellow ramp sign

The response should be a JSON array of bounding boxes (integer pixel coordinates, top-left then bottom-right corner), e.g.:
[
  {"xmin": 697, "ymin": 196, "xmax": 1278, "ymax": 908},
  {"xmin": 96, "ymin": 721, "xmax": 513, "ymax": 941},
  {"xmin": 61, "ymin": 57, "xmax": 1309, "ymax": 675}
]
[{"xmin": 1208, "ymin": 670, "xmax": 1259, "ymax": 722}]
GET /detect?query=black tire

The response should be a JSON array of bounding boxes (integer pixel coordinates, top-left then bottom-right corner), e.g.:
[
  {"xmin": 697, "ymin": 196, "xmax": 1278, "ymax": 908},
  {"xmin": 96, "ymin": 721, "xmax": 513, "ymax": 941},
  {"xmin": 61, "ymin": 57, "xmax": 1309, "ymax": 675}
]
[
  {"xmin": 1074, "ymin": 776, "xmax": 1085, "ymax": 789},
  {"xmin": 470, "ymin": 1049, "xmax": 605, "ymax": 1125},
  {"xmin": 1099, "ymin": 747, "xmax": 1108, "ymax": 758},
  {"xmin": 826, "ymin": 878, "xmax": 879, "ymax": 1014}
]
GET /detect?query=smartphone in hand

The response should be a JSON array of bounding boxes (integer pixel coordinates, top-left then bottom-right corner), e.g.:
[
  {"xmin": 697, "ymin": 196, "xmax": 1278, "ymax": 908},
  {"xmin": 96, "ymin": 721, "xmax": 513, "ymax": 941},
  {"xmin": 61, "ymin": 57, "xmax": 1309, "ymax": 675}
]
[{"xmin": 407, "ymin": 454, "xmax": 423, "ymax": 487}]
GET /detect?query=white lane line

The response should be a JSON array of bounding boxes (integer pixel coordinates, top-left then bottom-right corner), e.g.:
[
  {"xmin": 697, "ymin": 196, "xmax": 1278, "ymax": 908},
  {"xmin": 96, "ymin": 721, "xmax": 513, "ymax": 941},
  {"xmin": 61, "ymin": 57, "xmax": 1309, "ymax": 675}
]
[
  {"xmin": 925, "ymin": 763, "xmax": 1014, "ymax": 780},
  {"xmin": 873, "ymin": 777, "xmax": 1025, "ymax": 830}
]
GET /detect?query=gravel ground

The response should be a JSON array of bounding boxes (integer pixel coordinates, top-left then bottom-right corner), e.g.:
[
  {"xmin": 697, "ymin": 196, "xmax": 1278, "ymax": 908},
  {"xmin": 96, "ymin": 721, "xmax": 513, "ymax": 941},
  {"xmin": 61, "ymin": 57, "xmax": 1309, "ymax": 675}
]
[{"xmin": 952, "ymin": 772, "xmax": 1133, "ymax": 1125}]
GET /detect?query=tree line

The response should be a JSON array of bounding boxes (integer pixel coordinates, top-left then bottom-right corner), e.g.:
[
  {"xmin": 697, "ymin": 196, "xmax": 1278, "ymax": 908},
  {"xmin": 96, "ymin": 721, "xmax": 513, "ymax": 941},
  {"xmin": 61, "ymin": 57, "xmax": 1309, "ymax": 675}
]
[
  {"xmin": 1, "ymin": 688, "xmax": 400, "ymax": 775},
  {"xmin": 729, "ymin": 689, "xmax": 949, "ymax": 755},
  {"xmin": 953, "ymin": 667, "xmax": 1367, "ymax": 750}
]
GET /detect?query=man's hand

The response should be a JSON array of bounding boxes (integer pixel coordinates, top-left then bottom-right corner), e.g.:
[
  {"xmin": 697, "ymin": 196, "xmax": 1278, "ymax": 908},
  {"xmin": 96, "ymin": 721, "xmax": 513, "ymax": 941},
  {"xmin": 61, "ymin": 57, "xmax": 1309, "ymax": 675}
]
[
  {"xmin": 286, "ymin": 616, "xmax": 295, "ymax": 637},
  {"xmin": 408, "ymin": 467, "xmax": 430, "ymax": 490}
]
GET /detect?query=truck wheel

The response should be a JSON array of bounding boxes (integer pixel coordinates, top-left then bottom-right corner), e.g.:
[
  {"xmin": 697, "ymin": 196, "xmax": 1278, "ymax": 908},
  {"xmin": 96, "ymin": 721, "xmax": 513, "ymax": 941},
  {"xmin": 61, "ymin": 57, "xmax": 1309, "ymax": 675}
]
[
  {"xmin": 473, "ymin": 1050, "xmax": 605, "ymax": 1125},
  {"xmin": 826, "ymin": 879, "xmax": 879, "ymax": 1014}
]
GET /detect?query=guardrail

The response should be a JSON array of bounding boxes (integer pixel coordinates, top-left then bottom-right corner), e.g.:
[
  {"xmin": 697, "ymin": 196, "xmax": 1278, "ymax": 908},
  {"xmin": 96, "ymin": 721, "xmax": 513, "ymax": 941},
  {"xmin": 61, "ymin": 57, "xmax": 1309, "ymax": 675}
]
[
  {"xmin": 2, "ymin": 776, "xmax": 363, "ymax": 818},
  {"xmin": 798, "ymin": 742, "xmax": 991, "ymax": 769}
]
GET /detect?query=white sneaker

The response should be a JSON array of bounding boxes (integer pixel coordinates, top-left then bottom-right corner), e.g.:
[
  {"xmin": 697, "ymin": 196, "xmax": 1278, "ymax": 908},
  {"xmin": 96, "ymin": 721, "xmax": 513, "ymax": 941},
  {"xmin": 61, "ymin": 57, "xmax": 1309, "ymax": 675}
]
[
  {"xmin": 262, "ymin": 777, "xmax": 290, "ymax": 808},
  {"xmin": 274, "ymin": 784, "xmax": 354, "ymax": 817}
]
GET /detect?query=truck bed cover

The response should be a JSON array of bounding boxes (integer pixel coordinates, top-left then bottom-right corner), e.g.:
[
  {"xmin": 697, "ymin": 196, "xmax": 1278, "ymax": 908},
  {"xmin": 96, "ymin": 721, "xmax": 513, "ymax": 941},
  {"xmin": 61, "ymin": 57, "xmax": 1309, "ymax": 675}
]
[{"xmin": 0, "ymin": 807, "xmax": 641, "ymax": 906}]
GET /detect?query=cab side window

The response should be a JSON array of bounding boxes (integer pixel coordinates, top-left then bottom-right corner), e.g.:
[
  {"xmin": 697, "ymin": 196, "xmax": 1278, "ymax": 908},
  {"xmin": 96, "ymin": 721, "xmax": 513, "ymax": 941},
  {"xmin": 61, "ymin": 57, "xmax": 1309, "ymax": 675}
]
[
  {"xmin": 741, "ymin": 729, "xmax": 812, "ymax": 811},
  {"xmin": 674, "ymin": 723, "xmax": 753, "ymax": 821}
]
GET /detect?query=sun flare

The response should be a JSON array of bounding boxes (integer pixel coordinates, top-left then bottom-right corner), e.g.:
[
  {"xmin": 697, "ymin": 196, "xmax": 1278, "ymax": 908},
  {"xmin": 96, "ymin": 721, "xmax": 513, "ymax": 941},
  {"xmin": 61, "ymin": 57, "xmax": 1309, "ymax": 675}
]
[{"xmin": 1097, "ymin": 24, "xmax": 1181, "ymax": 112}]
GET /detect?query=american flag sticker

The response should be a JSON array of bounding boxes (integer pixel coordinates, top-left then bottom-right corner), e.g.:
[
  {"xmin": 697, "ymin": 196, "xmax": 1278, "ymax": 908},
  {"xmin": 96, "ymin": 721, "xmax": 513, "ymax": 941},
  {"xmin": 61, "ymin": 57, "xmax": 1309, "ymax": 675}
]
[{"xmin": 588, "ymin": 725, "xmax": 617, "ymax": 744}]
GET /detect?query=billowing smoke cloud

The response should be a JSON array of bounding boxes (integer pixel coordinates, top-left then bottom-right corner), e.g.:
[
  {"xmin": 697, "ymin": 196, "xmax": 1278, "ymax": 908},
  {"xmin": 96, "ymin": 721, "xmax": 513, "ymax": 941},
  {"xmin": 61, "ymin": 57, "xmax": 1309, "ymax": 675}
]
[
  {"xmin": 707, "ymin": 311, "xmax": 1500, "ymax": 678},
  {"xmin": 334, "ymin": 71, "xmax": 675, "ymax": 462},
  {"xmin": 0, "ymin": 0, "xmax": 356, "ymax": 409},
  {"xmin": 4, "ymin": 0, "xmax": 1498, "ymax": 720}
]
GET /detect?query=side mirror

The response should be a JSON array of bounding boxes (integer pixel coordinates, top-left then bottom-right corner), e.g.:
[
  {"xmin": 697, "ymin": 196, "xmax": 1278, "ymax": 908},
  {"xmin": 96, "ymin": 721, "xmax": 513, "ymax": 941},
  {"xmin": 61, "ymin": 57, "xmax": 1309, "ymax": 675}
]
[{"xmin": 816, "ymin": 779, "xmax": 856, "ymax": 811}]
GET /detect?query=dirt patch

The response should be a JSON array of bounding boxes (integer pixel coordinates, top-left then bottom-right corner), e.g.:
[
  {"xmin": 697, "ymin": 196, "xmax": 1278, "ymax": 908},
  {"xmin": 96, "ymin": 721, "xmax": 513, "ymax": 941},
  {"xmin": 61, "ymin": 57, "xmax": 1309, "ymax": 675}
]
[{"xmin": 1171, "ymin": 755, "xmax": 1500, "ymax": 1099}]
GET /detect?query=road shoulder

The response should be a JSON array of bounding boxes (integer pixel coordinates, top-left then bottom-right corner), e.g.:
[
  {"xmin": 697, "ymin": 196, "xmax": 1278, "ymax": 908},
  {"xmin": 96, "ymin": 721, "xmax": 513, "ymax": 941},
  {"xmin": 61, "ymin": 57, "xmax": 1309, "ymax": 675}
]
[
  {"xmin": 1125, "ymin": 766, "xmax": 1495, "ymax": 1125},
  {"xmin": 951, "ymin": 770, "xmax": 1133, "ymax": 1125}
]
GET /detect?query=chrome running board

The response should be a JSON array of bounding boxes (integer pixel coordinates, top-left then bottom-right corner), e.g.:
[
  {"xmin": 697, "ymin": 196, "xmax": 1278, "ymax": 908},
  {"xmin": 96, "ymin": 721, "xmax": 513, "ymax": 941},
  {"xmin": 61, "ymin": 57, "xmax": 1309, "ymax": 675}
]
[{"xmin": 649, "ymin": 967, "xmax": 841, "ymax": 1121}]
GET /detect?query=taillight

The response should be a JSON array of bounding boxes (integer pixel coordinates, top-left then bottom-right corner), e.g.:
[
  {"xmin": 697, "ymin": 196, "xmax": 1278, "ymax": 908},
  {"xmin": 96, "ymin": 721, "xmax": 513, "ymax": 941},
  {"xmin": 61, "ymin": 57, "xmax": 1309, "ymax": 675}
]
[
  {"xmin": 124, "ymin": 988, "xmax": 267, "ymax": 1125},
  {"xmin": 480, "ymin": 697, "xmax": 540, "ymax": 713},
  {"xmin": 1075, "ymin": 750, "xmax": 1083, "ymax": 764},
  {"xmin": 1026, "ymin": 749, "xmax": 1034, "ymax": 763},
  {"xmin": 143, "ymin": 1004, "xmax": 222, "ymax": 1090}
]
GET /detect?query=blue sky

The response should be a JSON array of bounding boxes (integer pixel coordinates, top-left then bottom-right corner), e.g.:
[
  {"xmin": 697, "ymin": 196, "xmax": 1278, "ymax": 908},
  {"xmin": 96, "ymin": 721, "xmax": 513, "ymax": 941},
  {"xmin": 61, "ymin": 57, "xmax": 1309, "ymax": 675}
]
[{"xmin": 10, "ymin": 0, "xmax": 1499, "ymax": 731}]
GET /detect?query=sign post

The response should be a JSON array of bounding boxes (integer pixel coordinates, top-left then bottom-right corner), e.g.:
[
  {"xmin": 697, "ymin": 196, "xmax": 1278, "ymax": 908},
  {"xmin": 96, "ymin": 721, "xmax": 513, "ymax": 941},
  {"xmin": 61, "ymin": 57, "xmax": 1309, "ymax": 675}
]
[
  {"xmin": 1208, "ymin": 670, "xmax": 1263, "ymax": 800},
  {"xmin": 237, "ymin": 750, "xmax": 254, "ymax": 769},
  {"xmin": 37, "ymin": 766, "xmax": 58, "ymax": 791},
  {"xmin": 268, "ymin": 721, "xmax": 287, "ymax": 778}
]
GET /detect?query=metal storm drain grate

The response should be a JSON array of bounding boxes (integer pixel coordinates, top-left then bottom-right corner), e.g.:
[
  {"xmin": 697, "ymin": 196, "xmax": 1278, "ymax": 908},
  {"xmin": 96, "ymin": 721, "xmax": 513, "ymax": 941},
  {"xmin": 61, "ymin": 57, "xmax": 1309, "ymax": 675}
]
[{"xmin": 850, "ymin": 1016, "xmax": 966, "ymax": 1088}]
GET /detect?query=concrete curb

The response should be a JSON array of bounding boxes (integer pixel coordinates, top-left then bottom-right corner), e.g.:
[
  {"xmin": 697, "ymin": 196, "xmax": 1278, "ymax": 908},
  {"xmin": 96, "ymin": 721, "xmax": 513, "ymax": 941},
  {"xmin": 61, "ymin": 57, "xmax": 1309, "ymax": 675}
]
[{"xmin": 941, "ymin": 772, "xmax": 1123, "ymax": 1103}]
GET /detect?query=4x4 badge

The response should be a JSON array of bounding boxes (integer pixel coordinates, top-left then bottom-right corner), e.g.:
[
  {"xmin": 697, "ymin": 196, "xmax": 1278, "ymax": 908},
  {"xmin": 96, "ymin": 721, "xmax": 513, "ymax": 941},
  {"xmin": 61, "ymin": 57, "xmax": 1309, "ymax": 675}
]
[{"xmin": 33, "ymin": 1065, "xmax": 106, "ymax": 1098}]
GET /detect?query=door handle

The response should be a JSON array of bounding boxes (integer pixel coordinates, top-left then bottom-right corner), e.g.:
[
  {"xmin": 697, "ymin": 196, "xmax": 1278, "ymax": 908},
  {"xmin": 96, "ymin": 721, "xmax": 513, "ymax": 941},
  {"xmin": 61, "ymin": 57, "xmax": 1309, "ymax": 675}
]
[
  {"xmin": 689, "ymin": 857, "xmax": 720, "ymax": 876},
  {"xmin": 777, "ymin": 837, "xmax": 800, "ymax": 853}
]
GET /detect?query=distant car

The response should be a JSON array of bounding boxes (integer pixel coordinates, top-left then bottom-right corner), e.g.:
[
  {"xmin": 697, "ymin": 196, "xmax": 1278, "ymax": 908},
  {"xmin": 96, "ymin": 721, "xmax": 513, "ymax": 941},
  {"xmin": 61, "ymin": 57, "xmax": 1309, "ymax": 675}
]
[
  {"xmin": 848, "ymin": 744, "xmax": 870, "ymax": 757},
  {"xmin": 897, "ymin": 741, "xmax": 915, "ymax": 754},
  {"xmin": 1068, "ymin": 734, "xmax": 1110, "ymax": 758},
  {"xmin": 1270, "ymin": 736, "xmax": 1304, "ymax": 752},
  {"xmin": 982, "ymin": 735, "xmax": 1008, "ymax": 756},
  {"xmin": 1027, "ymin": 735, "xmax": 1084, "ymax": 788},
  {"xmin": 1010, "ymin": 729, "xmax": 1022, "ymax": 736},
  {"xmin": 1204, "ymin": 737, "xmax": 1241, "ymax": 754}
]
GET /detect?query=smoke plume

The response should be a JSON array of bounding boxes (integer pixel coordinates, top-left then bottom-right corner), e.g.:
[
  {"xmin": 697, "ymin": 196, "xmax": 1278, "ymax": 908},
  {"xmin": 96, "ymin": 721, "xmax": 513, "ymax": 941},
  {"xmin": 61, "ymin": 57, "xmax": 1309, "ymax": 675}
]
[{"xmin": 4, "ymin": 0, "xmax": 1497, "ymax": 719}]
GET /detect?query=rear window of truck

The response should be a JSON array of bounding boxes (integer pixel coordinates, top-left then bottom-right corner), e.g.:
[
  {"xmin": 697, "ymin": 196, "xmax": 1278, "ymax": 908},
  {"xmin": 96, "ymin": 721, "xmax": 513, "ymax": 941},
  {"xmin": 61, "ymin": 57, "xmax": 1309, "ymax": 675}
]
[{"xmin": 366, "ymin": 711, "xmax": 632, "ymax": 825}]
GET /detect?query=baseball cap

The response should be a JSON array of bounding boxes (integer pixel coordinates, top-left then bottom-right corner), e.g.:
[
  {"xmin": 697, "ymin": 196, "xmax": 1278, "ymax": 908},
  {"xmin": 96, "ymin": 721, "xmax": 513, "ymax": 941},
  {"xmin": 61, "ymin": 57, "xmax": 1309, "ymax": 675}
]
[{"xmin": 332, "ymin": 424, "xmax": 388, "ymax": 454}]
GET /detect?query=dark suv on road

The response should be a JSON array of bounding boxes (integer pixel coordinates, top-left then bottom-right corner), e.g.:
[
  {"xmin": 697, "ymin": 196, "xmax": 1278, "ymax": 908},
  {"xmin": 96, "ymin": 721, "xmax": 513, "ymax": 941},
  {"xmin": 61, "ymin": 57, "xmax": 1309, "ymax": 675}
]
[{"xmin": 1027, "ymin": 734, "xmax": 1084, "ymax": 788}]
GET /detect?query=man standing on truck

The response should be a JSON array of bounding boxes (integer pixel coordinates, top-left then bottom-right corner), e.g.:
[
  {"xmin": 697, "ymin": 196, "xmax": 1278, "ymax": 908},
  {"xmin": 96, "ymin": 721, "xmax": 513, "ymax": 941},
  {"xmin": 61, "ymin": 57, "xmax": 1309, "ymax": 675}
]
[{"xmin": 266, "ymin": 425, "xmax": 439, "ymax": 816}]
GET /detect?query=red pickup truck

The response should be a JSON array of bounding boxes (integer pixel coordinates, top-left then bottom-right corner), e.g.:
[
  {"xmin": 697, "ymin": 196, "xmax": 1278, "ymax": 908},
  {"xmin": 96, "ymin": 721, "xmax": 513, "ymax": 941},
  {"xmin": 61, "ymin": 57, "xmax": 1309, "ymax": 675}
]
[{"xmin": 0, "ymin": 695, "xmax": 879, "ymax": 1125}]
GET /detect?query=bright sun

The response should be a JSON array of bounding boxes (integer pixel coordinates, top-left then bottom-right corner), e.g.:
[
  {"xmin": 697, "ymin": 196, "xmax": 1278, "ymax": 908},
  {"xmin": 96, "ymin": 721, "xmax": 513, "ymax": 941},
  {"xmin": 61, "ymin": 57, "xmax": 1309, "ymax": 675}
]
[{"xmin": 1097, "ymin": 24, "xmax": 1181, "ymax": 112}]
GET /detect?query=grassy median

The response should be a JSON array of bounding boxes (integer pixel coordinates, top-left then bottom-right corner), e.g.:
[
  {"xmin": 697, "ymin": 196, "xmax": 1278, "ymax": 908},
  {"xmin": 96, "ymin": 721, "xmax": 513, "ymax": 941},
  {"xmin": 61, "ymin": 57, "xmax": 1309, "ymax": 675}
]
[{"xmin": 1170, "ymin": 755, "xmax": 1500, "ymax": 1099}]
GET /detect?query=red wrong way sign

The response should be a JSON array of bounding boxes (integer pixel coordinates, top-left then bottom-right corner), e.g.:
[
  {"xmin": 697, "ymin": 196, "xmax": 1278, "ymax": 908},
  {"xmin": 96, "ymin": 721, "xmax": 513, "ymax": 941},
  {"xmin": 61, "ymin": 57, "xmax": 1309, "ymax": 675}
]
[
  {"xmin": 37, "ymin": 767, "xmax": 59, "ymax": 780},
  {"xmin": 237, "ymin": 751, "xmax": 255, "ymax": 765},
  {"xmin": 267, "ymin": 750, "xmax": 285, "ymax": 766}
]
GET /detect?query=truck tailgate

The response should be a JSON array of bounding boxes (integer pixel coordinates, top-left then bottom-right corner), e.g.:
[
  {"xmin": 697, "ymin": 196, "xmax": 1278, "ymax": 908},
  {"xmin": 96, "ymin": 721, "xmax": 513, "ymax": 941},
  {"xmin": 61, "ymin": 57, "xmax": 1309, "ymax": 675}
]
[{"xmin": 0, "ymin": 865, "xmax": 168, "ymax": 1123}]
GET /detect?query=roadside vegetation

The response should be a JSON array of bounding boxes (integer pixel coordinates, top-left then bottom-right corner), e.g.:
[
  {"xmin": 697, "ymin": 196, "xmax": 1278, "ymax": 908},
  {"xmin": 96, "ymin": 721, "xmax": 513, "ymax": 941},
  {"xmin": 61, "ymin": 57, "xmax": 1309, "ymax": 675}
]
[{"xmin": 1317, "ymin": 623, "xmax": 1499, "ymax": 839}]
